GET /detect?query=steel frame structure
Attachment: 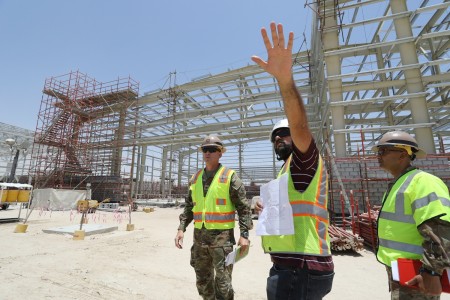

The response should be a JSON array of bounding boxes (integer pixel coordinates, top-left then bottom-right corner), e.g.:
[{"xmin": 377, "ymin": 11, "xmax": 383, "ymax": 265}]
[
  {"xmin": 1, "ymin": 0, "xmax": 448, "ymax": 201},
  {"xmin": 128, "ymin": 0, "xmax": 449, "ymax": 196}
]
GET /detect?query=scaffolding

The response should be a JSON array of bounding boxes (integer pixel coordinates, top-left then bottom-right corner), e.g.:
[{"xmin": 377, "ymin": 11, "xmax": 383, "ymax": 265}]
[
  {"xmin": 29, "ymin": 71, "xmax": 139, "ymax": 202},
  {"xmin": 6, "ymin": 0, "xmax": 446, "ymax": 207}
]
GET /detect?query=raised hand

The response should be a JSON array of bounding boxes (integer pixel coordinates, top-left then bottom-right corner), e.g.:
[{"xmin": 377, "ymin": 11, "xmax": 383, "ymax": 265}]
[{"xmin": 251, "ymin": 22, "xmax": 294, "ymax": 84}]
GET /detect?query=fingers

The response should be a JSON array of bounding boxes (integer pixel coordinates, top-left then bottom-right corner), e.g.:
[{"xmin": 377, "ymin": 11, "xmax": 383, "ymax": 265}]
[
  {"xmin": 262, "ymin": 22, "xmax": 285, "ymax": 49},
  {"xmin": 238, "ymin": 237, "xmax": 250, "ymax": 247},
  {"xmin": 405, "ymin": 278, "xmax": 417, "ymax": 286},
  {"xmin": 267, "ymin": 22, "xmax": 292, "ymax": 49},
  {"xmin": 240, "ymin": 244, "xmax": 249, "ymax": 252},
  {"xmin": 277, "ymin": 23, "xmax": 285, "ymax": 48},
  {"xmin": 174, "ymin": 235, "xmax": 183, "ymax": 249},
  {"xmin": 261, "ymin": 27, "xmax": 272, "ymax": 51},
  {"xmin": 251, "ymin": 56, "xmax": 267, "ymax": 69},
  {"xmin": 255, "ymin": 201, "xmax": 264, "ymax": 214},
  {"xmin": 405, "ymin": 275, "xmax": 425, "ymax": 292},
  {"xmin": 270, "ymin": 22, "xmax": 279, "ymax": 48},
  {"xmin": 287, "ymin": 32, "xmax": 294, "ymax": 51}
]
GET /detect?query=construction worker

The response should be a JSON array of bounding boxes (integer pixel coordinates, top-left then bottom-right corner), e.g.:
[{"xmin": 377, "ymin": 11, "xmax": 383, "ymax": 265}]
[
  {"xmin": 373, "ymin": 130, "xmax": 450, "ymax": 299},
  {"xmin": 174, "ymin": 135, "xmax": 253, "ymax": 300},
  {"xmin": 252, "ymin": 22, "xmax": 334, "ymax": 300}
]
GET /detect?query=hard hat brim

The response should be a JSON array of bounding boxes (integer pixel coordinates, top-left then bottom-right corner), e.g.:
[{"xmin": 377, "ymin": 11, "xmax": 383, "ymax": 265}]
[{"xmin": 371, "ymin": 144, "xmax": 426, "ymax": 158}]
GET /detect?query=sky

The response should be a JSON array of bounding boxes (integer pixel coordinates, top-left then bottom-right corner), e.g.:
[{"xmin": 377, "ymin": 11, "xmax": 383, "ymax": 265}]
[{"xmin": 0, "ymin": 0, "xmax": 312, "ymax": 131}]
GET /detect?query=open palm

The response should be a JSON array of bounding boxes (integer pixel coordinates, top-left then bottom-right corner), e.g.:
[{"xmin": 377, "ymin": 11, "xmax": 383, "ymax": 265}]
[{"xmin": 251, "ymin": 22, "xmax": 294, "ymax": 82}]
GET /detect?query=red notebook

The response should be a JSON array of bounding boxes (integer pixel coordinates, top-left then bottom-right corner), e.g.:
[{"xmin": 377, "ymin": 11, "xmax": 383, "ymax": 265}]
[{"xmin": 393, "ymin": 258, "xmax": 450, "ymax": 293}]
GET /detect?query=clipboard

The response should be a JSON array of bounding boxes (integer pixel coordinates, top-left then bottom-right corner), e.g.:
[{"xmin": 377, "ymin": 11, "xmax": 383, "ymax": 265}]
[{"xmin": 391, "ymin": 258, "xmax": 450, "ymax": 293}]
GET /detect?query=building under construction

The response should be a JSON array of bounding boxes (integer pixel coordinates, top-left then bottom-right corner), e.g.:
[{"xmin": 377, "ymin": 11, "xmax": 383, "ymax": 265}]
[
  {"xmin": 29, "ymin": 71, "xmax": 139, "ymax": 203},
  {"xmin": 1, "ymin": 0, "xmax": 448, "ymax": 219}
]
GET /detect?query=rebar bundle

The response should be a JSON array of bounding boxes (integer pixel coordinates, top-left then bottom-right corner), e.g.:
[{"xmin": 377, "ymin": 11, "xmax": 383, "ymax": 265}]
[{"xmin": 329, "ymin": 225, "xmax": 365, "ymax": 252}]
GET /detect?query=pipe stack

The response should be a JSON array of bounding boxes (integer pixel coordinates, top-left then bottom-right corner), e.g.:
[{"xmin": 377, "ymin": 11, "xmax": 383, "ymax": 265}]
[
  {"xmin": 354, "ymin": 209, "xmax": 380, "ymax": 250},
  {"xmin": 329, "ymin": 225, "xmax": 365, "ymax": 252}
]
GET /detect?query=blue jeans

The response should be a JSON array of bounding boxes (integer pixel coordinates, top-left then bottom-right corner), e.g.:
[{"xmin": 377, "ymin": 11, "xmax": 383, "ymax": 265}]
[{"xmin": 266, "ymin": 263, "xmax": 334, "ymax": 300}]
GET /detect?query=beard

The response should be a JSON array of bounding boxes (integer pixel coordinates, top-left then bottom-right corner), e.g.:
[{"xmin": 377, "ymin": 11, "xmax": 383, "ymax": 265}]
[{"xmin": 274, "ymin": 142, "xmax": 293, "ymax": 161}]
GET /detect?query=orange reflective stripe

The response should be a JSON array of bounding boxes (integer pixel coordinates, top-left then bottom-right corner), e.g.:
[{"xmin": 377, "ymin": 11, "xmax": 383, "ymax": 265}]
[
  {"xmin": 291, "ymin": 212, "xmax": 329, "ymax": 224},
  {"xmin": 216, "ymin": 198, "xmax": 226, "ymax": 205},
  {"xmin": 316, "ymin": 220, "xmax": 323, "ymax": 254},
  {"xmin": 315, "ymin": 161, "xmax": 322, "ymax": 202},
  {"xmin": 281, "ymin": 156, "xmax": 292, "ymax": 174},
  {"xmin": 218, "ymin": 167, "xmax": 231, "ymax": 183},
  {"xmin": 204, "ymin": 211, "xmax": 235, "ymax": 223},
  {"xmin": 193, "ymin": 212, "xmax": 202, "ymax": 222},
  {"xmin": 314, "ymin": 160, "xmax": 327, "ymax": 208},
  {"xmin": 291, "ymin": 200, "xmax": 329, "ymax": 222},
  {"xmin": 191, "ymin": 170, "xmax": 202, "ymax": 184}
]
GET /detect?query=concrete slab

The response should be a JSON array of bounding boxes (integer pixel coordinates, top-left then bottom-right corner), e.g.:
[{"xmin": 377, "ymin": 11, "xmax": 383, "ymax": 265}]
[{"xmin": 42, "ymin": 224, "xmax": 118, "ymax": 236}]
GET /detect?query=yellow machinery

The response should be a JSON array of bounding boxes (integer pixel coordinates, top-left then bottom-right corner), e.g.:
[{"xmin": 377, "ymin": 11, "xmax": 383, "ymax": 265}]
[
  {"xmin": 76, "ymin": 198, "xmax": 110, "ymax": 213},
  {"xmin": 76, "ymin": 200, "xmax": 99, "ymax": 213}
]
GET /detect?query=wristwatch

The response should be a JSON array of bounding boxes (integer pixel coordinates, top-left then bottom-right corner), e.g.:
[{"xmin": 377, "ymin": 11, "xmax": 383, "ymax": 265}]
[
  {"xmin": 240, "ymin": 231, "xmax": 249, "ymax": 239},
  {"xmin": 419, "ymin": 266, "xmax": 441, "ymax": 277}
]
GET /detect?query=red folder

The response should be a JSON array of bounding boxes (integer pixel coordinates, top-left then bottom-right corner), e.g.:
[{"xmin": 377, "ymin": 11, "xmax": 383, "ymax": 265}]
[{"xmin": 396, "ymin": 258, "xmax": 450, "ymax": 293}]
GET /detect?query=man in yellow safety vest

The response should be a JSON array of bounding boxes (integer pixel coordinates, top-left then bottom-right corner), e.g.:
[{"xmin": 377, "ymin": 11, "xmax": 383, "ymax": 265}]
[
  {"xmin": 175, "ymin": 135, "xmax": 253, "ymax": 300},
  {"xmin": 252, "ymin": 22, "xmax": 334, "ymax": 300},
  {"xmin": 373, "ymin": 130, "xmax": 450, "ymax": 299}
]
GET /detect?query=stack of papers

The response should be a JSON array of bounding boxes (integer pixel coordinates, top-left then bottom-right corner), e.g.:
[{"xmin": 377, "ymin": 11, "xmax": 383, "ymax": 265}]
[
  {"xmin": 225, "ymin": 245, "xmax": 249, "ymax": 266},
  {"xmin": 255, "ymin": 174, "xmax": 295, "ymax": 236}
]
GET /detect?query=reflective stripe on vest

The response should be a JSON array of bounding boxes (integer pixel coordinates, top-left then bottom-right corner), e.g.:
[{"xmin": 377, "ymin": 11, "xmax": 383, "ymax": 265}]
[
  {"xmin": 378, "ymin": 239, "xmax": 423, "ymax": 255},
  {"xmin": 378, "ymin": 172, "xmax": 418, "ymax": 225},
  {"xmin": 377, "ymin": 169, "xmax": 450, "ymax": 266},
  {"xmin": 218, "ymin": 167, "xmax": 232, "ymax": 184},
  {"xmin": 280, "ymin": 156, "xmax": 291, "ymax": 174},
  {"xmin": 290, "ymin": 159, "xmax": 328, "ymax": 223},
  {"xmin": 378, "ymin": 170, "xmax": 423, "ymax": 262},
  {"xmin": 204, "ymin": 211, "xmax": 235, "ymax": 223},
  {"xmin": 190, "ymin": 170, "xmax": 202, "ymax": 184},
  {"xmin": 412, "ymin": 192, "xmax": 450, "ymax": 211},
  {"xmin": 191, "ymin": 166, "xmax": 236, "ymax": 229},
  {"xmin": 261, "ymin": 155, "xmax": 331, "ymax": 256}
]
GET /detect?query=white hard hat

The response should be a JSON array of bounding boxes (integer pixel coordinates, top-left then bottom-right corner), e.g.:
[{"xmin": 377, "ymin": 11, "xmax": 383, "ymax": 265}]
[{"xmin": 269, "ymin": 119, "xmax": 289, "ymax": 142}]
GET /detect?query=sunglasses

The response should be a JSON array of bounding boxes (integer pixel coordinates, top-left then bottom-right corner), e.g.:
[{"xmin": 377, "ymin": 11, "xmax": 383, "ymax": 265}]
[
  {"xmin": 271, "ymin": 128, "xmax": 290, "ymax": 143},
  {"xmin": 202, "ymin": 147, "xmax": 220, "ymax": 153},
  {"xmin": 377, "ymin": 148, "xmax": 406, "ymax": 156}
]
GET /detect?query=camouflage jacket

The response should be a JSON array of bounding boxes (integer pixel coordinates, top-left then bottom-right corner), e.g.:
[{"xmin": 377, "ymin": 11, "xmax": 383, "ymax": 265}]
[
  {"xmin": 177, "ymin": 164, "xmax": 253, "ymax": 247},
  {"xmin": 419, "ymin": 218, "xmax": 450, "ymax": 275}
]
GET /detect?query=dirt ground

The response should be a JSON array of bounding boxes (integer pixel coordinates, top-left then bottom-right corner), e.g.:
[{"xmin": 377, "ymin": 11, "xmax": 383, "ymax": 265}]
[{"xmin": 1, "ymin": 204, "xmax": 448, "ymax": 300}]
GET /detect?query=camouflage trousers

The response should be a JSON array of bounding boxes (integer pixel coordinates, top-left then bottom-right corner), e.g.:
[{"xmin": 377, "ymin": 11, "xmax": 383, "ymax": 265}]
[
  {"xmin": 190, "ymin": 243, "xmax": 234, "ymax": 300},
  {"xmin": 386, "ymin": 267, "xmax": 440, "ymax": 300}
]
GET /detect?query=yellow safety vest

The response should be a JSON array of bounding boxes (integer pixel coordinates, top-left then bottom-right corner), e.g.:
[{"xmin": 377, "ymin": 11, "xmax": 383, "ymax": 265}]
[
  {"xmin": 377, "ymin": 169, "xmax": 450, "ymax": 266},
  {"xmin": 262, "ymin": 155, "xmax": 331, "ymax": 256},
  {"xmin": 191, "ymin": 166, "xmax": 236, "ymax": 229}
]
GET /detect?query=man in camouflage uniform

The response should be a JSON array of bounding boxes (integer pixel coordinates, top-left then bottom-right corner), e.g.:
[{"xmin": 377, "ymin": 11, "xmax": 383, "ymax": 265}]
[
  {"xmin": 175, "ymin": 135, "xmax": 253, "ymax": 300},
  {"xmin": 373, "ymin": 131, "xmax": 450, "ymax": 300}
]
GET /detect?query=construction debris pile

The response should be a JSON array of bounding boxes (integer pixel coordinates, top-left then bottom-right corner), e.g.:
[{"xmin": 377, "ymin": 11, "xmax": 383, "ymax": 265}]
[{"xmin": 329, "ymin": 225, "xmax": 365, "ymax": 253}]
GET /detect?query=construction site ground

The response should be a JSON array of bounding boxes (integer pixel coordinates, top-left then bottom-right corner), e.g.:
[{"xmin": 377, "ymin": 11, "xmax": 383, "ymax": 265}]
[{"xmin": 2, "ymin": 205, "xmax": 447, "ymax": 300}]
